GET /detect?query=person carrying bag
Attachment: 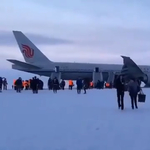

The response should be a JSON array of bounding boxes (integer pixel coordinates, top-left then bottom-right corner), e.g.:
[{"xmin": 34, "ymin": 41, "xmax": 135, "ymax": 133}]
[
  {"xmin": 128, "ymin": 79, "xmax": 140, "ymax": 109},
  {"xmin": 138, "ymin": 89, "xmax": 146, "ymax": 103}
]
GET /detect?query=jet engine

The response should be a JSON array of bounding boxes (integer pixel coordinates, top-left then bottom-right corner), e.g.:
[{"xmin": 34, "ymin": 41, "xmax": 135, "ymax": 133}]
[
  {"xmin": 141, "ymin": 74, "xmax": 148, "ymax": 84},
  {"xmin": 139, "ymin": 73, "xmax": 150, "ymax": 87}
]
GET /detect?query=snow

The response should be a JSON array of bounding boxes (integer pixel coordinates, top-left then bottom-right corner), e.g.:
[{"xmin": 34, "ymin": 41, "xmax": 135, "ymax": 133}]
[{"xmin": 0, "ymin": 88, "xmax": 150, "ymax": 150}]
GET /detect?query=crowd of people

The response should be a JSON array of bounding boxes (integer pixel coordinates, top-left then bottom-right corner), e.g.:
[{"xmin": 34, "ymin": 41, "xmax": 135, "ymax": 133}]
[
  {"xmin": 0, "ymin": 75, "xmax": 144, "ymax": 110},
  {"xmin": 13, "ymin": 76, "xmax": 43, "ymax": 93},
  {"xmin": 11, "ymin": 76, "xmax": 105, "ymax": 94},
  {"xmin": 48, "ymin": 77, "xmax": 92, "ymax": 94}
]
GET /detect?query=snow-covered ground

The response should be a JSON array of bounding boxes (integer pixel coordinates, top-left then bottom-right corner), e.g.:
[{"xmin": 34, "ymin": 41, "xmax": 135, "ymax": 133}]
[{"xmin": 0, "ymin": 88, "xmax": 149, "ymax": 150}]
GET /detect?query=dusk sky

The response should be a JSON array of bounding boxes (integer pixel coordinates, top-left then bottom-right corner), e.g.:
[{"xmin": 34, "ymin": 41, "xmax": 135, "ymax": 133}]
[{"xmin": 1, "ymin": 0, "xmax": 150, "ymax": 82}]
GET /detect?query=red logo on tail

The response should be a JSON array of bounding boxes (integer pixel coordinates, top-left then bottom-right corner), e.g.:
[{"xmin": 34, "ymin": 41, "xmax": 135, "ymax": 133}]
[{"xmin": 22, "ymin": 44, "xmax": 34, "ymax": 58}]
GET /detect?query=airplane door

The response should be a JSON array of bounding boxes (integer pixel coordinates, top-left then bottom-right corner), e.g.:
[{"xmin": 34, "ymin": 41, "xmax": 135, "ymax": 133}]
[{"xmin": 55, "ymin": 66, "xmax": 59, "ymax": 72}]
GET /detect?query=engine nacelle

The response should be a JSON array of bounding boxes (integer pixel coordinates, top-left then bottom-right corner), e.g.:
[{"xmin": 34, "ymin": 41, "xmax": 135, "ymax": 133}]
[{"xmin": 140, "ymin": 74, "xmax": 149, "ymax": 84}]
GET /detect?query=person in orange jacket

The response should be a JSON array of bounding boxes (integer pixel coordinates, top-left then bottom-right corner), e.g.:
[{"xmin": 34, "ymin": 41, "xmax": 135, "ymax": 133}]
[
  {"xmin": 13, "ymin": 79, "xmax": 16, "ymax": 90},
  {"xmin": 24, "ymin": 80, "xmax": 29, "ymax": 90},
  {"xmin": 68, "ymin": 80, "xmax": 74, "ymax": 90},
  {"xmin": 90, "ymin": 82, "xmax": 93, "ymax": 88}
]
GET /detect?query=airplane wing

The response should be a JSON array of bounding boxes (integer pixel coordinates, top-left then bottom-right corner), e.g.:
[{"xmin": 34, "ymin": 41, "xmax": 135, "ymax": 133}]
[
  {"xmin": 120, "ymin": 56, "xmax": 144, "ymax": 78},
  {"xmin": 7, "ymin": 59, "xmax": 41, "ymax": 69}
]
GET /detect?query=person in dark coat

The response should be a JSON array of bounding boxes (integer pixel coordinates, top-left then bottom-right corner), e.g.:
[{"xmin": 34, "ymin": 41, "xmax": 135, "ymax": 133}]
[
  {"xmin": 30, "ymin": 78, "xmax": 34, "ymax": 91},
  {"xmin": 15, "ymin": 77, "xmax": 22, "ymax": 93},
  {"xmin": 128, "ymin": 79, "xmax": 140, "ymax": 109},
  {"xmin": 52, "ymin": 77, "xmax": 59, "ymax": 93},
  {"xmin": 30, "ymin": 79, "xmax": 33, "ymax": 90},
  {"xmin": 31, "ymin": 76, "xmax": 39, "ymax": 93},
  {"xmin": 0, "ymin": 77, "xmax": 2, "ymax": 92},
  {"xmin": 48, "ymin": 77, "xmax": 52, "ymax": 90},
  {"xmin": 83, "ymin": 79, "xmax": 88, "ymax": 94},
  {"xmin": 114, "ymin": 75, "xmax": 125, "ymax": 110},
  {"xmin": 96, "ymin": 80, "xmax": 101, "ymax": 89},
  {"xmin": 60, "ymin": 80, "xmax": 65, "ymax": 90},
  {"xmin": 38, "ymin": 79, "xmax": 43, "ymax": 90},
  {"xmin": 2, "ymin": 78, "xmax": 7, "ymax": 90},
  {"xmin": 76, "ymin": 78, "xmax": 83, "ymax": 94}
]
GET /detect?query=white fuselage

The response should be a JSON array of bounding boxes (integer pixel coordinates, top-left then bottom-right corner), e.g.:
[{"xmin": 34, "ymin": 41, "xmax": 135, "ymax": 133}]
[{"xmin": 12, "ymin": 61, "xmax": 150, "ymax": 82}]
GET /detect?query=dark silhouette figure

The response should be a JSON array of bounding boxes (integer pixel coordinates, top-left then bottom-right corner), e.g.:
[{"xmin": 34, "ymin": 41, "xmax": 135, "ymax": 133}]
[
  {"xmin": 15, "ymin": 77, "xmax": 22, "ymax": 93},
  {"xmin": 60, "ymin": 80, "xmax": 65, "ymax": 90},
  {"xmin": 128, "ymin": 79, "xmax": 140, "ymax": 109},
  {"xmin": 114, "ymin": 75, "xmax": 125, "ymax": 110},
  {"xmin": 76, "ymin": 78, "xmax": 83, "ymax": 94},
  {"xmin": 52, "ymin": 77, "xmax": 59, "ymax": 93}
]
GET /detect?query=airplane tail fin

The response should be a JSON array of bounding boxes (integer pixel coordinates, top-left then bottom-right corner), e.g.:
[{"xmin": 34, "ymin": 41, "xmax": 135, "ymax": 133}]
[{"xmin": 13, "ymin": 31, "xmax": 51, "ymax": 66}]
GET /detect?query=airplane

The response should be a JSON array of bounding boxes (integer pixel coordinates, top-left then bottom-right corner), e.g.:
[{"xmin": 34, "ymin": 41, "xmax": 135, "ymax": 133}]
[{"xmin": 7, "ymin": 31, "xmax": 150, "ymax": 86}]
